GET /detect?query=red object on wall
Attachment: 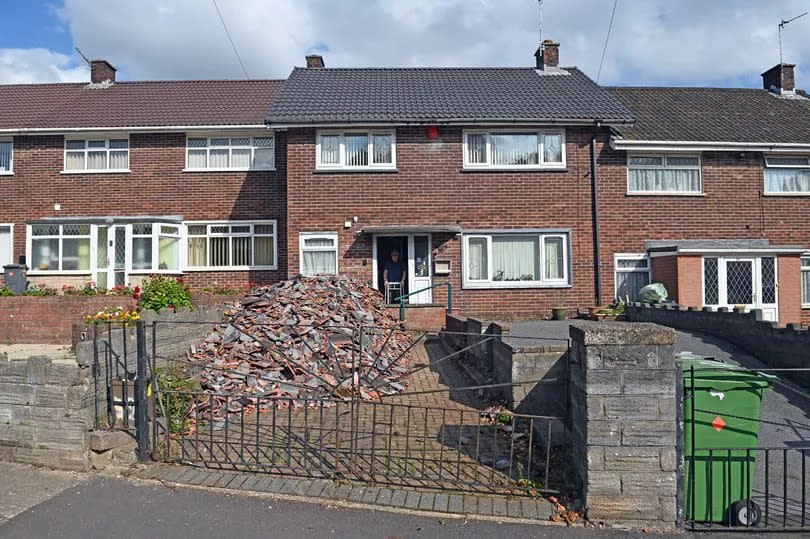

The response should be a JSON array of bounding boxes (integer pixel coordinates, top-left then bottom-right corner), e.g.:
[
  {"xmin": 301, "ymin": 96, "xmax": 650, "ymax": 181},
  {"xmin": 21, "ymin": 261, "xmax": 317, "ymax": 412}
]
[{"xmin": 425, "ymin": 125, "xmax": 440, "ymax": 139}]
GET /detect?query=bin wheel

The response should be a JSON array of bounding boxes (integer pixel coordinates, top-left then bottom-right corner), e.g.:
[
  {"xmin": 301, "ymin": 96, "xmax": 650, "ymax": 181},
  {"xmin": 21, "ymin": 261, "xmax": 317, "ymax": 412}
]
[{"xmin": 731, "ymin": 500, "xmax": 761, "ymax": 527}]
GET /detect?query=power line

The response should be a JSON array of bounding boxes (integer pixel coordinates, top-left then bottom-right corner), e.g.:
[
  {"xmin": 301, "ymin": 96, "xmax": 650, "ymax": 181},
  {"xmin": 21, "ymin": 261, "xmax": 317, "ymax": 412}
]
[
  {"xmin": 211, "ymin": 0, "xmax": 250, "ymax": 79},
  {"xmin": 596, "ymin": 0, "xmax": 618, "ymax": 84}
]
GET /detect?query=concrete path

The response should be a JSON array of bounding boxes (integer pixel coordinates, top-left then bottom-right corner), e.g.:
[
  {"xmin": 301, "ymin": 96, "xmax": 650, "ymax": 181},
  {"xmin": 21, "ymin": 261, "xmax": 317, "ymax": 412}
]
[{"xmin": 0, "ymin": 462, "xmax": 85, "ymax": 523}]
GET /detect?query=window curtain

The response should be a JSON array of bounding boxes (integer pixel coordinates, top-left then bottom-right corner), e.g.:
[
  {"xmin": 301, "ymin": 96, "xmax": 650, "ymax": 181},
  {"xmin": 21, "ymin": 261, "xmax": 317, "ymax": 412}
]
[
  {"xmin": 231, "ymin": 237, "xmax": 252, "ymax": 266},
  {"xmin": 803, "ymin": 269, "xmax": 810, "ymax": 305},
  {"xmin": 302, "ymin": 250, "xmax": 336, "ymax": 275},
  {"xmin": 467, "ymin": 238, "xmax": 488, "ymax": 280},
  {"xmin": 0, "ymin": 142, "xmax": 11, "ymax": 172},
  {"xmin": 467, "ymin": 134, "xmax": 486, "ymax": 163},
  {"xmin": 254, "ymin": 237, "xmax": 274, "ymax": 266},
  {"xmin": 543, "ymin": 134, "xmax": 562, "ymax": 163},
  {"xmin": 209, "ymin": 149, "xmax": 229, "ymax": 168},
  {"xmin": 492, "ymin": 236, "xmax": 539, "ymax": 280},
  {"xmin": 187, "ymin": 237, "xmax": 207, "ymax": 266},
  {"xmin": 345, "ymin": 134, "xmax": 368, "ymax": 166},
  {"xmin": 616, "ymin": 271, "xmax": 650, "ymax": 301},
  {"xmin": 109, "ymin": 151, "xmax": 128, "ymax": 169},
  {"xmin": 132, "ymin": 237, "xmax": 152, "ymax": 270},
  {"xmin": 65, "ymin": 152, "xmax": 85, "ymax": 170},
  {"xmin": 629, "ymin": 169, "xmax": 701, "ymax": 192},
  {"xmin": 544, "ymin": 237, "xmax": 564, "ymax": 279},
  {"xmin": 320, "ymin": 135, "xmax": 340, "ymax": 165},
  {"xmin": 765, "ymin": 168, "xmax": 810, "ymax": 193},
  {"xmin": 491, "ymin": 134, "xmax": 538, "ymax": 166},
  {"xmin": 0, "ymin": 226, "xmax": 10, "ymax": 268}
]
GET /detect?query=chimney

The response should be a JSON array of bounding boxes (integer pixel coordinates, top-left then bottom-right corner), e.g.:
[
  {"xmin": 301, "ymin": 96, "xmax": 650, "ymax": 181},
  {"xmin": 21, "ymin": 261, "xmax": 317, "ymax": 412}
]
[
  {"xmin": 762, "ymin": 63, "xmax": 795, "ymax": 94},
  {"xmin": 534, "ymin": 39, "xmax": 560, "ymax": 70},
  {"xmin": 90, "ymin": 59, "xmax": 116, "ymax": 84},
  {"xmin": 305, "ymin": 55, "xmax": 325, "ymax": 69}
]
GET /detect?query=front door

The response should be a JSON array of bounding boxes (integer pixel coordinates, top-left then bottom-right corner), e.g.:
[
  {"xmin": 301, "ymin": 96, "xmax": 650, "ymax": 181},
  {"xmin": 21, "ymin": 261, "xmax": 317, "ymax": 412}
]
[
  {"xmin": 715, "ymin": 257, "xmax": 778, "ymax": 322},
  {"xmin": 111, "ymin": 225, "xmax": 127, "ymax": 287},
  {"xmin": 409, "ymin": 235, "xmax": 432, "ymax": 304}
]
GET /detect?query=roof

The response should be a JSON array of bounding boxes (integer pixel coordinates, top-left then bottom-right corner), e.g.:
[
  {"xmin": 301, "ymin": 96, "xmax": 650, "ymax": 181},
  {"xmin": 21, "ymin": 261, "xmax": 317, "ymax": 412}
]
[
  {"xmin": 265, "ymin": 67, "xmax": 635, "ymax": 125},
  {"xmin": 0, "ymin": 80, "xmax": 283, "ymax": 130},
  {"xmin": 646, "ymin": 239, "xmax": 805, "ymax": 253},
  {"xmin": 609, "ymin": 87, "xmax": 810, "ymax": 144}
]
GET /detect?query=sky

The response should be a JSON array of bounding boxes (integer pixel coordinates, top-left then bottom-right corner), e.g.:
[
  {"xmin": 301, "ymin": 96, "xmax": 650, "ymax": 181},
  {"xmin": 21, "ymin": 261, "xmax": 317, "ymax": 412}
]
[{"xmin": 0, "ymin": 0, "xmax": 808, "ymax": 88}]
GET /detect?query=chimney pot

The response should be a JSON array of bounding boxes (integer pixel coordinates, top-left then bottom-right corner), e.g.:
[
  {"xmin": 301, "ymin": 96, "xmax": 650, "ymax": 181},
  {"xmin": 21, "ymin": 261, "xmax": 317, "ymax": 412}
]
[
  {"xmin": 535, "ymin": 40, "xmax": 560, "ymax": 70},
  {"xmin": 90, "ymin": 59, "xmax": 116, "ymax": 84},
  {"xmin": 762, "ymin": 63, "xmax": 795, "ymax": 94},
  {"xmin": 306, "ymin": 55, "xmax": 325, "ymax": 69}
]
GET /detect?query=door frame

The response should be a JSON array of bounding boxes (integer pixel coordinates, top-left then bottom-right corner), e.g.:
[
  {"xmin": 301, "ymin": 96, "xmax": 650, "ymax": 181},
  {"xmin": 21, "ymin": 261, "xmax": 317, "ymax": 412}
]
[
  {"xmin": 372, "ymin": 233, "xmax": 433, "ymax": 304},
  {"xmin": 702, "ymin": 255, "xmax": 779, "ymax": 322}
]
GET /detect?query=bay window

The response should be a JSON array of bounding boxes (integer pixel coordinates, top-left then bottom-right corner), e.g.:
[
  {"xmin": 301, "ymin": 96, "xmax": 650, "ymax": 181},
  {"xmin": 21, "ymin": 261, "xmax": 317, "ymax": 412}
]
[
  {"xmin": 614, "ymin": 254, "xmax": 650, "ymax": 302},
  {"xmin": 186, "ymin": 221, "xmax": 276, "ymax": 269},
  {"xmin": 30, "ymin": 224, "xmax": 91, "ymax": 272},
  {"xmin": 627, "ymin": 154, "xmax": 702, "ymax": 194},
  {"xmin": 63, "ymin": 138, "xmax": 130, "ymax": 172},
  {"xmin": 316, "ymin": 131, "xmax": 395, "ymax": 170},
  {"xmin": 764, "ymin": 155, "xmax": 810, "ymax": 194},
  {"xmin": 185, "ymin": 135, "xmax": 275, "ymax": 171},
  {"xmin": 463, "ymin": 231, "xmax": 570, "ymax": 288},
  {"xmin": 0, "ymin": 140, "xmax": 12, "ymax": 174},
  {"xmin": 463, "ymin": 130, "xmax": 565, "ymax": 169},
  {"xmin": 300, "ymin": 233, "xmax": 338, "ymax": 275}
]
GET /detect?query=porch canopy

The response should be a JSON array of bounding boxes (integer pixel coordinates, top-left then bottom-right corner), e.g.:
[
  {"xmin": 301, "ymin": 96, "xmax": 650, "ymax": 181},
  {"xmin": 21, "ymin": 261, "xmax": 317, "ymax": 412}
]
[
  {"xmin": 359, "ymin": 225, "xmax": 461, "ymax": 235},
  {"xmin": 645, "ymin": 238, "xmax": 805, "ymax": 256},
  {"xmin": 28, "ymin": 215, "xmax": 183, "ymax": 225}
]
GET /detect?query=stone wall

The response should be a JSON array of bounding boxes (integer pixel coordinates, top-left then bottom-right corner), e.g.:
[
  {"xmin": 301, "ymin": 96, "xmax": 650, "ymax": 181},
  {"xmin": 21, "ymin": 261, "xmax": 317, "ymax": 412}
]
[
  {"xmin": 568, "ymin": 322, "xmax": 678, "ymax": 529},
  {"xmin": 626, "ymin": 302, "xmax": 810, "ymax": 386}
]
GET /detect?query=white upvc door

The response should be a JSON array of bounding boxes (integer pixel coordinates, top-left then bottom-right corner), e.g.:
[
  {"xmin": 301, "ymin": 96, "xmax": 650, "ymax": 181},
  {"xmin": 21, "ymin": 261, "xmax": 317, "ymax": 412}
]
[
  {"xmin": 756, "ymin": 256, "xmax": 778, "ymax": 322},
  {"xmin": 715, "ymin": 257, "xmax": 778, "ymax": 322},
  {"xmin": 111, "ymin": 225, "xmax": 128, "ymax": 287},
  {"xmin": 409, "ymin": 234, "xmax": 432, "ymax": 304}
]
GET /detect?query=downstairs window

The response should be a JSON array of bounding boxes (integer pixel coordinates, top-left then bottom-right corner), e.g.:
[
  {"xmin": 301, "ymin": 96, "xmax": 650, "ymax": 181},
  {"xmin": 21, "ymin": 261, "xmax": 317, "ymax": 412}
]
[{"xmin": 463, "ymin": 232, "xmax": 569, "ymax": 288}]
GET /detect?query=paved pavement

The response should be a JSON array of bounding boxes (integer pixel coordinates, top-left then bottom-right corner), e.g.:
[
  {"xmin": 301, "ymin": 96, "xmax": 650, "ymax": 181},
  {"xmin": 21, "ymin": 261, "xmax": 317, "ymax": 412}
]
[
  {"xmin": 0, "ymin": 462, "xmax": 85, "ymax": 523},
  {"xmin": 0, "ymin": 475, "xmax": 682, "ymax": 539}
]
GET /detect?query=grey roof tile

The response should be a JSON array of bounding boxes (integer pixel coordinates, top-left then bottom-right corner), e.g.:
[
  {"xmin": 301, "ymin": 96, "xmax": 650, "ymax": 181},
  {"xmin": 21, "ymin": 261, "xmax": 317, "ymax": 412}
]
[
  {"xmin": 266, "ymin": 67, "xmax": 635, "ymax": 124},
  {"xmin": 609, "ymin": 87, "xmax": 810, "ymax": 143}
]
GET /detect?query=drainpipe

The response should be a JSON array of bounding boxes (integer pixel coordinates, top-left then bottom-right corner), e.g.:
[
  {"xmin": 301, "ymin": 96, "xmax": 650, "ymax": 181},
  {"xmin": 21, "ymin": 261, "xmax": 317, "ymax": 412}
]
[{"xmin": 590, "ymin": 124, "xmax": 603, "ymax": 306}]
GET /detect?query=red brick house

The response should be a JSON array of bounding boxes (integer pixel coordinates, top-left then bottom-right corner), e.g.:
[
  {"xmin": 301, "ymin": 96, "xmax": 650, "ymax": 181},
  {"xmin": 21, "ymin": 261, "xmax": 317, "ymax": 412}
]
[{"xmin": 3, "ymin": 44, "xmax": 810, "ymax": 325}]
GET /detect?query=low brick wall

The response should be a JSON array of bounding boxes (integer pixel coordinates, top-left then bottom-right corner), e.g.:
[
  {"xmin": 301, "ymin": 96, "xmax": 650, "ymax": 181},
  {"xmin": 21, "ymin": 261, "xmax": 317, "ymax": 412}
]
[
  {"xmin": 385, "ymin": 304, "xmax": 447, "ymax": 332},
  {"xmin": 627, "ymin": 302, "xmax": 810, "ymax": 386},
  {"xmin": 0, "ymin": 355, "xmax": 94, "ymax": 470},
  {"xmin": 0, "ymin": 294, "xmax": 239, "ymax": 345},
  {"xmin": 569, "ymin": 322, "xmax": 678, "ymax": 529}
]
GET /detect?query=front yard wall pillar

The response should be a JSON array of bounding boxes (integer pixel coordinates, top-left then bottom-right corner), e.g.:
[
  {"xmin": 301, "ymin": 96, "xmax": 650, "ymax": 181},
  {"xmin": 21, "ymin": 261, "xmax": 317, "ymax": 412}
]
[
  {"xmin": 568, "ymin": 322, "xmax": 678, "ymax": 529},
  {"xmin": 777, "ymin": 254, "xmax": 802, "ymax": 325}
]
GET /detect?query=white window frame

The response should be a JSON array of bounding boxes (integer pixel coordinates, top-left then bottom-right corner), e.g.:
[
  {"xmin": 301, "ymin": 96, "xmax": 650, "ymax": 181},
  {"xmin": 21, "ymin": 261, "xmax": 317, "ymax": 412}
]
[
  {"xmin": 0, "ymin": 223, "xmax": 13, "ymax": 272},
  {"xmin": 0, "ymin": 138, "xmax": 13, "ymax": 175},
  {"xmin": 802, "ymin": 255, "xmax": 810, "ymax": 308},
  {"xmin": 184, "ymin": 134, "xmax": 276, "ymax": 172},
  {"xmin": 184, "ymin": 220, "xmax": 277, "ymax": 271},
  {"xmin": 26, "ymin": 223, "xmax": 93, "ymax": 274},
  {"xmin": 626, "ymin": 153, "xmax": 703, "ymax": 195},
  {"xmin": 613, "ymin": 253, "xmax": 651, "ymax": 301},
  {"xmin": 461, "ymin": 231, "xmax": 570, "ymax": 289},
  {"xmin": 462, "ymin": 129, "xmax": 566, "ymax": 170},
  {"xmin": 62, "ymin": 136, "xmax": 131, "ymax": 173},
  {"xmin": 128, "ymin": 223, "xmax": 184, "ymax": 274},
  {"xmin": 763, "ymin": 155, "xmax": 810, "ymax": 195},
  {"xmin": 299, "ymin": 232, "xmax": 339, "ymax": 275},
  {"xmin": 315, "ymin": 130, "xmax": 397, "ymax": 171}
]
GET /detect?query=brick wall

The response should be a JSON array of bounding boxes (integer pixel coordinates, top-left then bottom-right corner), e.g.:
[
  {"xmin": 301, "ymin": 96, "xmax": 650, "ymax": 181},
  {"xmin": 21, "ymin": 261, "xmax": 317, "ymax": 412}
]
[
  {"xmin": 1, "ymin": 132, "xmax": 288, "ymax": 288},
  {"xmin": 778, "ymin": 254, "xmax": 802, "ymax": 325},
  {"xmin": 651, "ymin": 256, "xmax": 677, "ymax": 300}
]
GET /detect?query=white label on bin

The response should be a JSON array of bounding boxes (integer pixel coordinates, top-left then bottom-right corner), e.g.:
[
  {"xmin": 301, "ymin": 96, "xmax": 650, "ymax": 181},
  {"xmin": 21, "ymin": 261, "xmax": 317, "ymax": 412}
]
[{"xmin": 709, "ymin": 390, "xmax": 725, "ymax": 400}]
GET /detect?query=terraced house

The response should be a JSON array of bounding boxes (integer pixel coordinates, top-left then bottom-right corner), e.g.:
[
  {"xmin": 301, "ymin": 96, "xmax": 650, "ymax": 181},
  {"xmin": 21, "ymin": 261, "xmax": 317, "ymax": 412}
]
[{"xmin": 2, "ymin": 42, "xmax": 810, "ymax": 324}]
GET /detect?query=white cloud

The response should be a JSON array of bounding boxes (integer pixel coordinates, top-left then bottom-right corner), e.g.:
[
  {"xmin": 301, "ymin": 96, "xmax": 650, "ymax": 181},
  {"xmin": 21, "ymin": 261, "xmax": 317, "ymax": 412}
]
[
  {"xmin": 5, "ymin": 0, "xmax": 810, "ymax": 87},
  {"xmin": 0, "ymin": 48, "xmax": 87, "ymax": 84}
]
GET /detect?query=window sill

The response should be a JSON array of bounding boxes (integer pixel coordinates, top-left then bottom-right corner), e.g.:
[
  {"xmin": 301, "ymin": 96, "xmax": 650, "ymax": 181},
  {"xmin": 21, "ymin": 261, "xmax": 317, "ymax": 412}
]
[
  {"xmin": 461, "ymin": 167, "xmax": 568, "ymax": 173},
  {"xmin": 60, "ymin": 169, "xmax": 131, "ymax": 175},
  {"xmin": 762, "ymin": 192, "xmax": 810, "ymax": 197},
  {"xmin": 0, "ymin": 171, "xmax": 13, "ymax": 176},
  {"xmin": 27, "ymin": 270, "xmax": 92, "ymax": 276},
  {"xmin": 313, "ymin": 168, "xmax": 399, "ymax": 174},
  {"xmin": 184, "ymin": 266, "xmax": 278, "ymax": 272},
  {"xmin": 462, "ymin": 282, "xmax": 572, "ymax": 290},
  {"xmin": 182, "ymin": 168, "xmax": 276, "ymax": 173},
  {"xmin": 128, "ymin": 270, "xmax": 184, "ymax": 275},
  {"xmin": 626, "ymin": 192, "xmax": 705, "ymax": 197}
]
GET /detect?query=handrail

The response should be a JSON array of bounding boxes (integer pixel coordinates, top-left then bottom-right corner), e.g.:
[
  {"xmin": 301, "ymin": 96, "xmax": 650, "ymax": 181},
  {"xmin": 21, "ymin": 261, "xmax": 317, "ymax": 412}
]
[{"xmin": 393, "ymin": 282, "xmax": 453, "ymax": 320}]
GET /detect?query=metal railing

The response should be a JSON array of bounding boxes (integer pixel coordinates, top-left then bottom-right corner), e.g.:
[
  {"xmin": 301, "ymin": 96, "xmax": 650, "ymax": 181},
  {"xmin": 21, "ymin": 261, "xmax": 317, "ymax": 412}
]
[{"xmin": 394, "ymin": 282, "xmax": 452, "ymax": 320}]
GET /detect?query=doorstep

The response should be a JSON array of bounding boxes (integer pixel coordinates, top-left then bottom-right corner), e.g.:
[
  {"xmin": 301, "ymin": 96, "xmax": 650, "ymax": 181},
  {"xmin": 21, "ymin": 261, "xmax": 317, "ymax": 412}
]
[{"xmin": 134, "ymin": 463, "xmax": 557, "ymax": 523}]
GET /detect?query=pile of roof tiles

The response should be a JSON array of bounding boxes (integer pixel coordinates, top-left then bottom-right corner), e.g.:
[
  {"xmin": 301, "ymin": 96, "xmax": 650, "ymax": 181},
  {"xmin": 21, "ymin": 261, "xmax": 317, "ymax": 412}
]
[{"xmin": 187, "ymin": 275, "xmax": 414, "ymax": 419}]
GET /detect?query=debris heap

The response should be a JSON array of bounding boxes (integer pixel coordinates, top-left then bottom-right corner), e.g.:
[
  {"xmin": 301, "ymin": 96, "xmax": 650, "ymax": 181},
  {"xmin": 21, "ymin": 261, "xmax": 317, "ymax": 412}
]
[{"xmin": 188, "ymin": 275, "xmax": 414, "ymax": 414}]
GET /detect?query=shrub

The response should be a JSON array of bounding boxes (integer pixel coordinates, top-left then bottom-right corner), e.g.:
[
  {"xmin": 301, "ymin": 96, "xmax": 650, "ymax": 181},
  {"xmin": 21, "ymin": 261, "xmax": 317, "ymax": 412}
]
[
  {"xmin": 22, "ymin": 284, "xmax": 58, "ymax": 296},
  {"xmin": 107, "ymin": 284, "xmax": 134, "ymax": 296},
  {"xmin": 138, "ymin": 275, "xmax": 192, "ymax": 312},
  {"xmin": 0, "ymin": 286, "xmax": 14, "ymax": 297},
  {"xmin": 63, "ymin": 282, "xmax": 101, "ymax": 296},
  {"xmin": 155, "ymin": 365, "xmax": 199, "ymax": 434}
]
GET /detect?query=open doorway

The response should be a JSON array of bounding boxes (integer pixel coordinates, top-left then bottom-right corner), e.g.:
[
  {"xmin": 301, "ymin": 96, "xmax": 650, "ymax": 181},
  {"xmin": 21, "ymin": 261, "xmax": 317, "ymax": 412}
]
[
  {"xmin": 376, "ymin": 236, "xmax": 409, "ymax": 301},
  {"xmin": 373, "ymin": 234, "xmax": 433, "ymax": 304}
]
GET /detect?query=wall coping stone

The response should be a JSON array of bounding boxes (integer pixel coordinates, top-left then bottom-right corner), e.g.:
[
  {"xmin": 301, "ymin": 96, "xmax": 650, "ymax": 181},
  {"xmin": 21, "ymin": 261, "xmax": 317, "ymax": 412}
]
[{"xmin": 569, "ymin": 322, "xmax": 676, "ymax": 346}]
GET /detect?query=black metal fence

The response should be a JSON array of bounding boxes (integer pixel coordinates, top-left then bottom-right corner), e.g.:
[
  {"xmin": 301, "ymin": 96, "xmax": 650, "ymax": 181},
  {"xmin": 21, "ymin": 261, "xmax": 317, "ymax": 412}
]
[{"xmin": 91, "ymin": 322, "xmax": 138, "ymax": 431}]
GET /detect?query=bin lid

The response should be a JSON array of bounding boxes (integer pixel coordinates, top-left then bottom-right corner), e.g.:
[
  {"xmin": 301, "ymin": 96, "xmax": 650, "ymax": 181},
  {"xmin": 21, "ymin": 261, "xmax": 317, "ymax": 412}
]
[{"xmin": 679, "ymin": 354, "xmax": 775, "ymax": 390}]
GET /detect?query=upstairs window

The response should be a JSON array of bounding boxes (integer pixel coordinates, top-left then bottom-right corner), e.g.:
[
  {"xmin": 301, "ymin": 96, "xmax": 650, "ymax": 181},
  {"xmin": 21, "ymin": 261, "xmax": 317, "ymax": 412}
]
[
  {"xmin": 185, "ymin": 136, "xmax": 275, "ymax": 171},
  {"xmin": 764, "ymin": 155, "xmax": 810, "ymax": 194},
  {"xmin": 64, "ymin": 138, "xmax": 130, "ymax": 172},
  {"xmin": 627, "ymin": 154, "xmax": 702, "ymax": 194},
  {"xmin": 316, "ymin": 131, "xmax": 395, "ymax": 170},
  {"xmin": 463, "ymin": 130, "xmax": 565, "ymax": 169},
  {"xmin": 463, "ymin": 232, "xmax": 569, "ymax": 288},
  {"xmin": 0, "ymin": 140, "xmax": 12, "ymax": 174}
]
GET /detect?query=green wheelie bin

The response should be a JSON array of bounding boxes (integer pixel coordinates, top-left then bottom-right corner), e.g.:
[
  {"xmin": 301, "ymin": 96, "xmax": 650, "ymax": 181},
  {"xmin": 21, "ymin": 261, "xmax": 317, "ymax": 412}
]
[{"xmin": 681, "ymin": 354, "xmax": 775, "ymax": 527}]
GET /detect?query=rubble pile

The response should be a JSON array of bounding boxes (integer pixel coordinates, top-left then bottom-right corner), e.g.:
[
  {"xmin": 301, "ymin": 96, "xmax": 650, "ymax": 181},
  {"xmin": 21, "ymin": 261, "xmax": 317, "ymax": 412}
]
[{"xmin": 188, "ymin": 275, "xmax": 414, "ymax": 416}]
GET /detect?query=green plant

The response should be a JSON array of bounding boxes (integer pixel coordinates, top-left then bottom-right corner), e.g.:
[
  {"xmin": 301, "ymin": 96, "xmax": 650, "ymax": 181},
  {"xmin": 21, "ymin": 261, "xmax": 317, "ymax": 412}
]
[
  {"xmin": 155, "ymin": 365, "xmax": 199, "ymax": 434},
  {"xmin": 0, "ymin": 286, "xmax": 14, "ymax": 297},
  {"xmin": 22, "ymin": 284, "xmax": 57, "ymax": 296},
  {"xmin": 137, "ymin": 275, "xmax": 192, "ymax": 312},
  {"xmin": 107, "ymin": 285, "xmax": 135, "ymax": 296},
  {"xmin": 497, "ymin": 411, "xmax": 513, "ymax": 425},
  {"xmin": 63, "ymin": 282, "xmax": 101, "ymax": 296}
]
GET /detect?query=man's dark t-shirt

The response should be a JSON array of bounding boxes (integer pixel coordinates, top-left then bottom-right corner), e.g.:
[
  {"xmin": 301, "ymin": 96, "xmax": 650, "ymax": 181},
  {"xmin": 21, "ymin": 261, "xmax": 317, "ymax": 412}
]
[{"xmin": 384, "ymin": 258, "xmax": 405, "ymax": 283}]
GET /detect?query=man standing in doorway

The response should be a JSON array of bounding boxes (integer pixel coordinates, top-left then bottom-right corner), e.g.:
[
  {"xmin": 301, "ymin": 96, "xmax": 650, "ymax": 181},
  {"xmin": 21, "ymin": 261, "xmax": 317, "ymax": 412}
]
[{"xmin": 383, "ymin": 249, "xmax": 407, "ymax": 303}]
